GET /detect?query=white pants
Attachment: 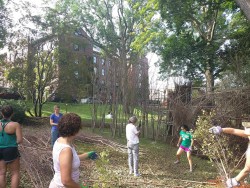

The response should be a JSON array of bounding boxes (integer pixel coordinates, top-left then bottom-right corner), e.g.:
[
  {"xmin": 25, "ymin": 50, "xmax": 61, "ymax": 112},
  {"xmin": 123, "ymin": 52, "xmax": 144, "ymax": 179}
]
[{"xmin": 127, "ymin": 143, "xmax": 139, "ymax": 174}]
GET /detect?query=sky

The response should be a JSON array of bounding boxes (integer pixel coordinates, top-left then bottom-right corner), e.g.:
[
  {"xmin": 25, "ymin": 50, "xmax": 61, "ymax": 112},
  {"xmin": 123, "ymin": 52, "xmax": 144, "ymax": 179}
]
[{"xmin": 8, "ymin": 0, "xmax": 169, "ymax": 91}]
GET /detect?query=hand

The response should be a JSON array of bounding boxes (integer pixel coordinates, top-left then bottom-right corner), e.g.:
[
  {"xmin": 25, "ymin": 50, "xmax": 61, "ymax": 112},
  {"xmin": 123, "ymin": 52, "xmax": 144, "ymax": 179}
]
[
  {"xmin": 87, "ymin": 151, "xmax": 98, "ymax": 160},
  {"xmin": 209, "ymin": 126, "xmax": 222, "ymax": 135},
  {"xmin": 177, "ymin": 143, "xmax": 180, "ymax": 147},
  {"xmin": 189, "ymin": 146, "xmax": 192, "ymax": 151}
]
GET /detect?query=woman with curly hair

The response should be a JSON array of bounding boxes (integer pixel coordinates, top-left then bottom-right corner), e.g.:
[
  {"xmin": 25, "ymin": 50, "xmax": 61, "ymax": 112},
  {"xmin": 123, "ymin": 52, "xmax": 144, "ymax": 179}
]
[{"xmin": 49, "ymin": 113, "xmax": 97, "ymax": 188}]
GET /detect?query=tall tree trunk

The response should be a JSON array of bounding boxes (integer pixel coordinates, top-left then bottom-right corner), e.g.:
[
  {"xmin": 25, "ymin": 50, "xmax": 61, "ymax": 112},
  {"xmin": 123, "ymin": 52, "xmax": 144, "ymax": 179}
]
[
  {"xmin": 235, "ymin": 0, "xmax": 250, "ymax": 21},
  {"xmin": 205, "ymin": 61, "xmax": 215, "ymax": 106},
  {"xmin": 121, "ymin": 55, "xmax": 130, "ymax": 115},
  {"xmin": 27, "ymin": 40, "xmax": 36, "ymax": 100},
  {"xmin": 205, "ymin": 64, "xmax": 214, "ymax": 94}
]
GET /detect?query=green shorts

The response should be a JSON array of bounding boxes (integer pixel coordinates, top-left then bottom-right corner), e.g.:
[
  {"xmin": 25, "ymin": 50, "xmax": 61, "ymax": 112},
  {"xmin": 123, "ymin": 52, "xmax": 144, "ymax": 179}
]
[{"xmin": 0, "ymin": 147, "xmax": 20, "ymax": 163}]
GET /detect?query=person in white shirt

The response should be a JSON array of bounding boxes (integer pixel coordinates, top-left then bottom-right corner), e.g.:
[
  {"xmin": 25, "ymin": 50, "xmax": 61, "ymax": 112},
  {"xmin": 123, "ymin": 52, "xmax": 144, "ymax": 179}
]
[
  {"xmin": 126, "ymin": 116, "xmax": 140, "ymax": 177},
  {"xmin": 49, "ymin": 113, "xmax": 98, "ymax": 188}
]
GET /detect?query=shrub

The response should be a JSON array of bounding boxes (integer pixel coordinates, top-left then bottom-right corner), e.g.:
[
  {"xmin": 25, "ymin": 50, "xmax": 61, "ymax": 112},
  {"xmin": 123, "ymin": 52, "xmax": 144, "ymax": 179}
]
[
  {"xmin": 0, "ymin": 99, "xmax": 28, "ymax": 123},
  {"xmin": 194, "ymin": 110, "xmax": 245, "ymax": 182}
]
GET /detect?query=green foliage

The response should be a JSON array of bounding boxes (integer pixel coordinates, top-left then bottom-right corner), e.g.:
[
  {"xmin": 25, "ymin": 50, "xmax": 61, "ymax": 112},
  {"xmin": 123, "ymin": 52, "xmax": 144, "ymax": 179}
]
[
  {"xmin": 194, "ymin": 110, "xmax": 241, "ymax": 179},
  {"xmin": 218, "ymin": 15, "xmax": 250, "ymax": 88},
  {"xmin": 0, "ymin": 99, "xmax": 28, "ymax": 123},
  {"xmin": 157, "ymin": 0, "xmax": 235, "ymax": 88},
  {"xmin": 93, "ymin": 150, "xmax": 119, "ymax": 188},
  {"xmin": 0, "ymin": 0, "xmax": 10, "ymax": 48},
  {"xmin": 6, "ymin": 66, "xmax": 26, "ymax": 94}
]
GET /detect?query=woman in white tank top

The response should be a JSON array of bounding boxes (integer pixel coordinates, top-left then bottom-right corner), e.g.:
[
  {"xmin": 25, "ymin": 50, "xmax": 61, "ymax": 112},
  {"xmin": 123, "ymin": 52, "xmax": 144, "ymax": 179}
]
[{"xmin": 49, "ymin": 113, "xmax": 98, "ymax": 188}]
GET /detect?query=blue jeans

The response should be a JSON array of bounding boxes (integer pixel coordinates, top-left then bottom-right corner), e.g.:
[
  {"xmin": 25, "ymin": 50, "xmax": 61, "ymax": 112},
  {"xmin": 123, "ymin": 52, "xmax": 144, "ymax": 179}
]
[
  {"xmin": 127, "ymin": 143, "xmax": 139, "ymax": 175},
  {"xmin": 51, "ymin": 129, "xmax": 59, "ymax": 147}
]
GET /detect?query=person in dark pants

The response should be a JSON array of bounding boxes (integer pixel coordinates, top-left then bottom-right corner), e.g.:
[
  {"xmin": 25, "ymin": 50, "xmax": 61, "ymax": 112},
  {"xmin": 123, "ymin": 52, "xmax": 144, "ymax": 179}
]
[
  {"xmin": 50, "ymin": 105, "xmax": 63, "ymax": 147},
  {"xmin": 0, "ymin": 105, "xmax": 23, "ymax": 188},
  {"xmin": 126, "ymin": 116, "xmax": 140, "ymax": 177}
]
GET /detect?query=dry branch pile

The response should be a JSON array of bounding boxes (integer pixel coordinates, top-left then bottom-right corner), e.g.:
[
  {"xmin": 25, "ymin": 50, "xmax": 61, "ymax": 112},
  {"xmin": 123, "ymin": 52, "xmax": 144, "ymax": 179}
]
[
  {"xmin": 18, "ymin": 117, "xmax": 218, "ymax": 188},
  {"xmin": 19, "ymin": 122, "xmax": 129, "ymax": 188}
]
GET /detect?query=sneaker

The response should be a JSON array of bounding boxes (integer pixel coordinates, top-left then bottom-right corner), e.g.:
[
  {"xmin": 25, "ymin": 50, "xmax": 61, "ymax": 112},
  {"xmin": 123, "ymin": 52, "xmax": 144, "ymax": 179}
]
[
  {"xmin": 190, "ymin": 169, "xmax": 193, "ymax": 172},
  {"xmin": 226, "ymin": 178, "xmax": 240, "ymax": 188},
  {"xmin": 129, "ymin": 171, "xmax": 133, "ymax": 175},
  {"xmin": 134, "ymin": 173, "xmax": 140, "ymax": 177},
  {"xmin": 174, "ymin": 160, "xmax": 180, "ymax": 164}
]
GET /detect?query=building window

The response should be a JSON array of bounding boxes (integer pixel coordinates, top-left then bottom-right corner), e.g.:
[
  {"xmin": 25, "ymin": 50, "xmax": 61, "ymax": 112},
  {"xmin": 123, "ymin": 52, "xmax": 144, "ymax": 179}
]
[
  {"xmin": 102, "ymin": 69, "xmax": 105, "ymax": 76},
  {"xmin": 139, "ymin": 82, "xmax": 142, "ymax": 88},
  {"xmin": 74, "ymin": 71, "xmax": 79, "ymax": 78},
  {"xmin": 74, "ymin": 30, "xmax": 80, "ymax": 36},
  {"xmin": 101, "ymin": 59, "xmax": 105, "ymax": 65},
  {"xmin": 93, "ymin": 56, "xmax": 97, "ymax": 64},
  {"xmin": 73, "ymin": 44, "xmax": 79, "ymax": 51},
  {"xmin": 74, "ymin": 30, "xmax": 83, "ymax": 36},
  {"xmin": 138, "ymin": 72, "xmax": 142, "ymax": 78}
]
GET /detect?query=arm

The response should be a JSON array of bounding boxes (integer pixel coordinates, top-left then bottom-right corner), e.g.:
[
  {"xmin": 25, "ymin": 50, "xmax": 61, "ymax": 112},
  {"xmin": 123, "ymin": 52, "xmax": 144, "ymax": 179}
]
[
  {"xmin": 190, "ymin": 138, "xmax": 194, "ymax": 147},
  {"xmin": 59, "ymin": 148, "xmax": 81, "ymax": 188},
  {"xmin": 222, "ymin": 128, "xmax": 249, "ymax": 138},
  {"xmin": 15, "ymin": 122, "xmax": 23, "ymax": 144},
  {"xmin": 177, "ymin": 136, "xmax": 182, "ymax": 147},
  {"xmin": 79, "ymin": 151, "xmax": 98, "ymax": 160},
  {"xmin": 135, "ymin": 130, "xmax": 140, "ymax": 136},
  {"xmin": 50, "ymin": 116, "xmax": 58, "ymax": 126},
  {"xmin": 78, "ymin": 153, "xmax": 89, "ymax": 160},
  {"xmin": 133, "ymin": 126, "xmax": 140, "ymax": 136}
]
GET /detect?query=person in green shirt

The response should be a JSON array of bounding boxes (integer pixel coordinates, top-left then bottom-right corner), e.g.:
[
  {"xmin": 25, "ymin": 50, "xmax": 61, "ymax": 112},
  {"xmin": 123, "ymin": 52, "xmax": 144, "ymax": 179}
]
[
  {"xmin": 174, "ymin": 124, "xmax": 194, "ymax": 172},
  {"xmin": 0, "ymin": 105, "xmax": 23, "ymax": 188}
]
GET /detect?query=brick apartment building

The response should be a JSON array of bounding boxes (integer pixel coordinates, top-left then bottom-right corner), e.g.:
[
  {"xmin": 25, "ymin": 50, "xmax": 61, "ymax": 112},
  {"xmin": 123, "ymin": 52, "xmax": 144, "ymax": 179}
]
[{"xmin": 0, "ymin": 29, "xmax": 149, "ymax": 103}]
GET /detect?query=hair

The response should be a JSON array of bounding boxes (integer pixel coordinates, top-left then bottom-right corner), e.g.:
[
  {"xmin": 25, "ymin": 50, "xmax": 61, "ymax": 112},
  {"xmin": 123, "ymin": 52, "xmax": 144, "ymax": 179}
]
[
  {"xmin": 181, "ymin": 124, "xmax": 190, "ymax": 131},
  {"xmin": 1, "ymin": 105, "xmax": 14, "ymax": 119},
  {"xmin": 54, "ymin": 105, "xmax": 60, "ymax": 109},
  {"xmin": 128, "ymin": 116, "xmax": 137, "ymax": 124},
  {"xmin": 58, "ymin": 113, "xmax": 82, "ymax": 137}
]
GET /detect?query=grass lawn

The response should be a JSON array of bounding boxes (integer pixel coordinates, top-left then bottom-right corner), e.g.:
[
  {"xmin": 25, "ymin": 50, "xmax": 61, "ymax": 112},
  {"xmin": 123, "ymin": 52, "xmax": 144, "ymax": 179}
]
[{"xmin": 27, "ymin": 101, "xmax": 113, "ymax": 122}]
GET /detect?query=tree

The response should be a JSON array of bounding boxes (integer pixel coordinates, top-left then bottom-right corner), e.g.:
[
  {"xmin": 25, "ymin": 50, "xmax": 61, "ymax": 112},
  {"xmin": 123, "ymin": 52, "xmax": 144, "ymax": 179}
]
[
  {"xmin": 217, "ymin": 14, "xmax": 250, "ymax": 88},
  {"xmin": 0, "ymin": 0, "xmax": 11, "ymax": 49},
  {"xmin": 55, "ymin": 0, "xmax": 144, "ymax": 112},
  {"xmin": 234, "ymin": 0, "xmax": 250, "ymax": 21},
  {"xmin": 152, "ymin": 0, "xmax": 238, "ymax": 93},
  {"xmin": 42, "ymin": 2, "xmax": 93, "ymax": 102},
  {"xmin": 1, "ymin": 1, "xmax": 94, "ymax": 116},
  {"xmin": 83, "ymin": 0, "xmax": 142, "ymax": 113},
  {"xmin": 27, "ymin": 37, "xmax": 58, "ymax": 117}
]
